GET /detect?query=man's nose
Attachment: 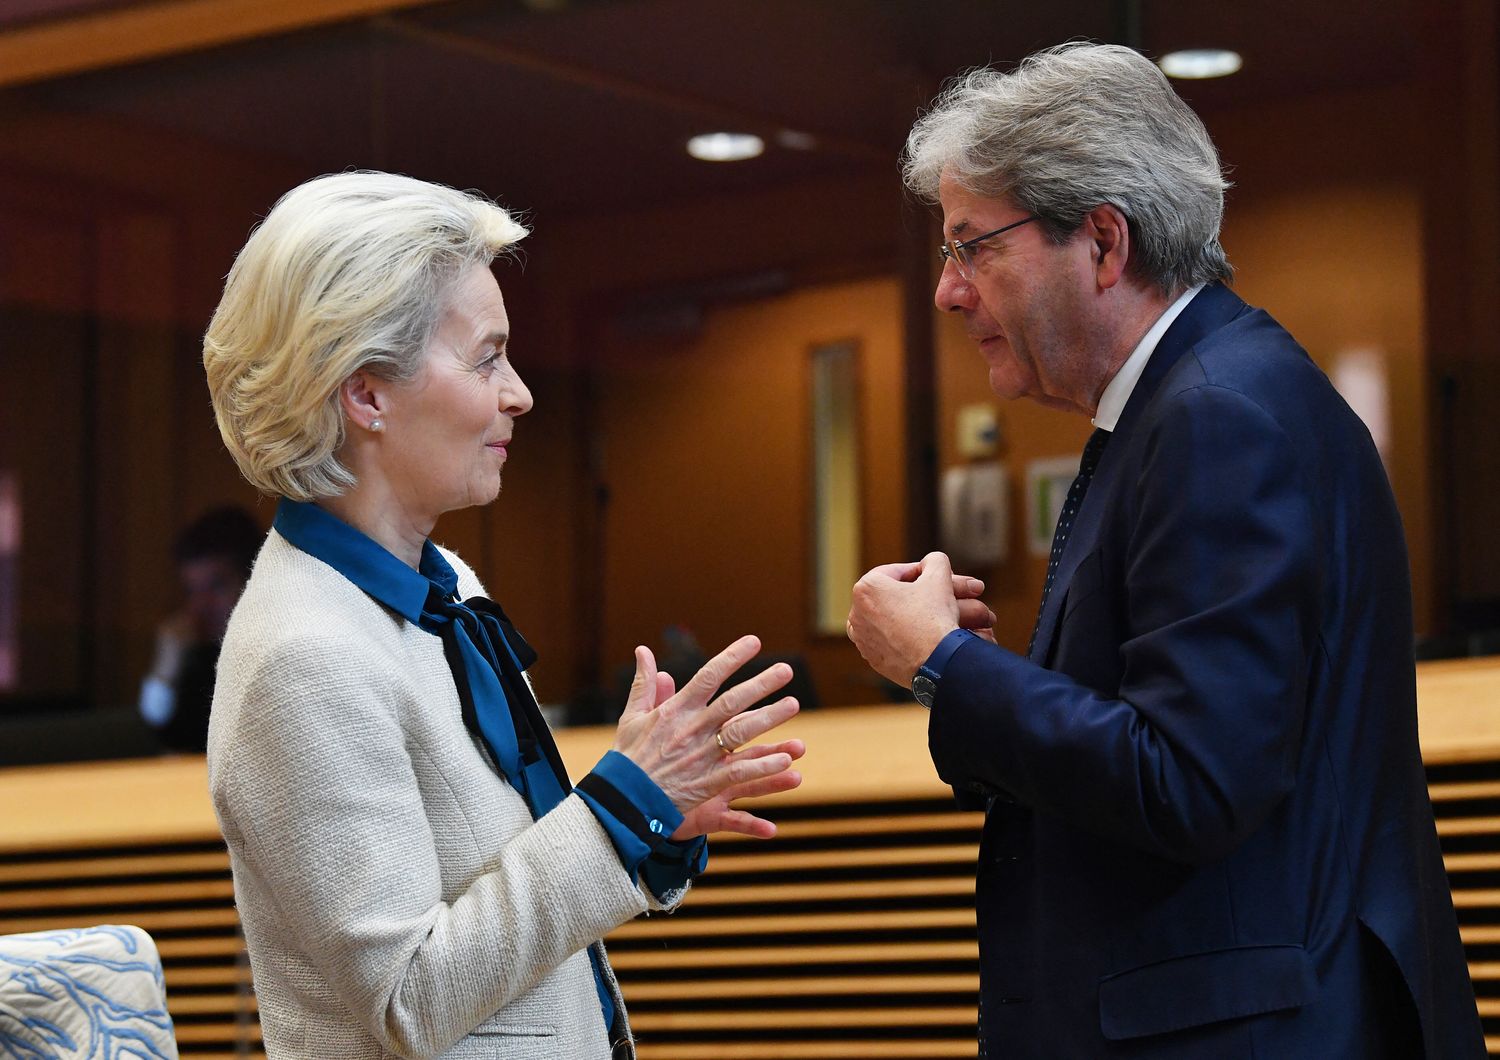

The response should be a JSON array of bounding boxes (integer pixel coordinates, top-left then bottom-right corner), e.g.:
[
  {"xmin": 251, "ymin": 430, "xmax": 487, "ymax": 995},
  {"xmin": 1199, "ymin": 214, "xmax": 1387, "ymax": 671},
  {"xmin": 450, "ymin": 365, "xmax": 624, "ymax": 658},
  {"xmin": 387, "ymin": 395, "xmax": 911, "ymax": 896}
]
[{"xmin": 934, "ymin": 260, "xmax": 975, "ymax": 314}]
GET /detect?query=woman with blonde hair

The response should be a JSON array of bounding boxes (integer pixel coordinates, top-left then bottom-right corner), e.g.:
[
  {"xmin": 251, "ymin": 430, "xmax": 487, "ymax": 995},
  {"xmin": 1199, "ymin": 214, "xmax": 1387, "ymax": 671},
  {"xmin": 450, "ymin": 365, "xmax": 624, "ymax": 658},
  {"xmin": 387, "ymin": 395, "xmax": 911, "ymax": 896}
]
[{"xmin": 203, "ymin": 171, "xmax": 804, "ymax": 1059}]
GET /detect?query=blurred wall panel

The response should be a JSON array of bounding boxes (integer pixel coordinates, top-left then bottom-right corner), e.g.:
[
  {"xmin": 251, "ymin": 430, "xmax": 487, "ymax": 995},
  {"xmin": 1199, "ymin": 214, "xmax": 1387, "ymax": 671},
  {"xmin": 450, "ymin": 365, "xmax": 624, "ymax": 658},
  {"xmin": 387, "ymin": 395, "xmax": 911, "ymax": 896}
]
[{"xmin": 594, "ymin": 276, "xmax": 905, "ymax": 708}]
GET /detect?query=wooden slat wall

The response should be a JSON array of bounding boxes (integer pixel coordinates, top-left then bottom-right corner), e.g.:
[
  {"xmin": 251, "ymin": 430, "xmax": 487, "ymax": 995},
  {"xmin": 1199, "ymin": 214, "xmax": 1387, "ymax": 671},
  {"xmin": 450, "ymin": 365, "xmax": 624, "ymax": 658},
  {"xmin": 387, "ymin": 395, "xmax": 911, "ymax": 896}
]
[{"xmin": 3, "ymin": 659, "xmax": 1499, "ymax": 1057}]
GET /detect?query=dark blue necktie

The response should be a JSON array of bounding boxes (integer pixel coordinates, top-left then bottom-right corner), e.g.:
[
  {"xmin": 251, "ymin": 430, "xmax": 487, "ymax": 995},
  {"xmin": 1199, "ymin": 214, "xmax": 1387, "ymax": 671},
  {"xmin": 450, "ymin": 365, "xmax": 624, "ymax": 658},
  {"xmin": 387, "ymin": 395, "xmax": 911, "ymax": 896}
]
[{"xmin": 1028, "ymin": 428, "xmax": 1111, "ymax": 657}]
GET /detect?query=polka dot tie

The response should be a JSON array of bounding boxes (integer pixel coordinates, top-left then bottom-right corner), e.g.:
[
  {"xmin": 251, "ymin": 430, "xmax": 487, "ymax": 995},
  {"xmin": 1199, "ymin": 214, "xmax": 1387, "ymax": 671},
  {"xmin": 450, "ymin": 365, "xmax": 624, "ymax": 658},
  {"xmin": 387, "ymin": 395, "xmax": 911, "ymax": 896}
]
[{"xmin": 1027, "ymin": 427, "xmax": 1111, "ymax": 658}]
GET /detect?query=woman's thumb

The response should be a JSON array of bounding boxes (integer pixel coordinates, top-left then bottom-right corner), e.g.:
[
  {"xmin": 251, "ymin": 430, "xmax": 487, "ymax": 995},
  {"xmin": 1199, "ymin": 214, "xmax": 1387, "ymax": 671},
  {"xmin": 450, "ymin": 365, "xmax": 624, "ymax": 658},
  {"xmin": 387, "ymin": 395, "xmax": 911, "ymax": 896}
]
[{"xmin": 623, "ymin": 645, "xmax": 659, "ymax": 716}]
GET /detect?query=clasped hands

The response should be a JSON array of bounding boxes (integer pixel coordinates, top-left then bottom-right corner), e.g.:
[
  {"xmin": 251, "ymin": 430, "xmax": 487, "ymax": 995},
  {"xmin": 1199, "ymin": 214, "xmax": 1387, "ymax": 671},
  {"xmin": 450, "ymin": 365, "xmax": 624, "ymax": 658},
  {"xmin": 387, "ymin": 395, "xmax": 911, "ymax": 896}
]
[
  {"xmin": 846, "ymin": 551, "xmax": 995, "ymax": 687},
  {"xmin": 612, "ymin": 634, "xmax": 805, "ymax": 841}
]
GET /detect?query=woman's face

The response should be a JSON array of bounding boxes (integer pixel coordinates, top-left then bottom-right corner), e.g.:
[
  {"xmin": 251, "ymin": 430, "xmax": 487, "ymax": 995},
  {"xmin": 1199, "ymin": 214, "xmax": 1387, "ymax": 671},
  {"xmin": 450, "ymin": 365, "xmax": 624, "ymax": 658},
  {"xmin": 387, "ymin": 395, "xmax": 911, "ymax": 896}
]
[{"xmin": 382, "ymin": 264, "xmax": 533, "ymax": 519}]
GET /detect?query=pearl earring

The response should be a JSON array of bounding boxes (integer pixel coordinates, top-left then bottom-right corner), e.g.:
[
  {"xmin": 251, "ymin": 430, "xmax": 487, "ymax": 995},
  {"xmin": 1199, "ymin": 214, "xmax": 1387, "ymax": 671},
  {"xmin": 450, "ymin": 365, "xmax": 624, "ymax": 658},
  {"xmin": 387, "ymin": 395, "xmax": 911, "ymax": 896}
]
[{"xmin": 370, "ymin": 419, "xmax": 384, "ymax": 432}]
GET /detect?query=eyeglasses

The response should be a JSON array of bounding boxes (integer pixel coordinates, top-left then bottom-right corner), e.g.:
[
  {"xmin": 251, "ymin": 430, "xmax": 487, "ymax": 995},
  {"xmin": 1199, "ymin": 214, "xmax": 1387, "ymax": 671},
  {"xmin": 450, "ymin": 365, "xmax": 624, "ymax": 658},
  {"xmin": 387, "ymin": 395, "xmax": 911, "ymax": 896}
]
[{"xmin": 938, "ymin": 216, "xmax": 1040, "ymax": 280}]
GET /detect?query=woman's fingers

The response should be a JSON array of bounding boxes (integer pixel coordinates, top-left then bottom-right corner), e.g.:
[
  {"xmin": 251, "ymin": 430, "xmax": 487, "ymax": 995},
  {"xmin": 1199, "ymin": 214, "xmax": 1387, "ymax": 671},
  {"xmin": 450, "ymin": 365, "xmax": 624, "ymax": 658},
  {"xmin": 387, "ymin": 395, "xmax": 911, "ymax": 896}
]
[
  {"xmin": 729, "ymin": 737, "xmax": 806, "ymax": 763},
  {"xmin": 725, "ymin": 751, "xmax": 793, "ymax": 786},
  {"xmin": 711, "ymin": 663, "xmax": 796, "ymax": 726},
  {"xmin": 679, "ymin": 634, "xmax": 762, "ymax": 703},
  {"xmin": 719, "ymin": 763, "xmax": 803, "ymax": 803},
  {"xmin": 712, "ymin": 808, "xmax": 779, "ymax": 839},
  {"xmin": 719, "ymin": 700, "xmax": 801, "ymax": 752}
]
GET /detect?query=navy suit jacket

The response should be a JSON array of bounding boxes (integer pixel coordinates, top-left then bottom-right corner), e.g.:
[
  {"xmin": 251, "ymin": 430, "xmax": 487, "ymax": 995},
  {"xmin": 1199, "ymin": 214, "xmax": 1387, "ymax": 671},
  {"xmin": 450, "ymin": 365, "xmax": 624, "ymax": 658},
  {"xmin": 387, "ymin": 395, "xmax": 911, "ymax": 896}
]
[{"xmin": 930, "ymin": 284, "xmax": 1482, "ymax": 1056}]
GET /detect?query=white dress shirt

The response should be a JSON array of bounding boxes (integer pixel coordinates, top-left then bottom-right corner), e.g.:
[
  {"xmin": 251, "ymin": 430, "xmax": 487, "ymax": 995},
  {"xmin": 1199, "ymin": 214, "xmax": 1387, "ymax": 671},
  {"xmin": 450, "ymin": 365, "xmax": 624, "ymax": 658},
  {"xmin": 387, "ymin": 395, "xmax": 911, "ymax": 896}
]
[{"xmin": 1091, "ymin": 284, "xmax": 1204, "ymax": 431}]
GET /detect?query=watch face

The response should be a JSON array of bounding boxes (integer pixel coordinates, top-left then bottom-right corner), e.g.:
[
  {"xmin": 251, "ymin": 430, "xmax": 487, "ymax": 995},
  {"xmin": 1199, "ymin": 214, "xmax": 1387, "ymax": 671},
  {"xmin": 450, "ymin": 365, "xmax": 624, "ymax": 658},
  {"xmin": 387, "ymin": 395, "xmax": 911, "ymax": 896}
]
[{"xmin": 912, "ymin": 673, "xmax": 937, "ymax": 709}]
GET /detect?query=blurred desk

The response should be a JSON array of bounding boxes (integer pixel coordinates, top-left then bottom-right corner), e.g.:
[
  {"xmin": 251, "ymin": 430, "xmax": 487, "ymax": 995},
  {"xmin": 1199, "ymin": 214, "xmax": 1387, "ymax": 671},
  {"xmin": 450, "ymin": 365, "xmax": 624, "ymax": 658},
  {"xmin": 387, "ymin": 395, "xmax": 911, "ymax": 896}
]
[{"xmin": 3, "ymin": 661, "xmax": 1499, "ymax": 1058}]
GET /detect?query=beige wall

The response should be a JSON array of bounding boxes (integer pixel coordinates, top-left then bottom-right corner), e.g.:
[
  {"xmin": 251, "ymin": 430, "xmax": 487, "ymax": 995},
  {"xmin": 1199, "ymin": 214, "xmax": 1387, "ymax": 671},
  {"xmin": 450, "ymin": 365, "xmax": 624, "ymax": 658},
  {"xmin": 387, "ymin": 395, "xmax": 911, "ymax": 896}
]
[{"xmin": 589, "ymin": 276, "xmax": 906, "ymax": 707}]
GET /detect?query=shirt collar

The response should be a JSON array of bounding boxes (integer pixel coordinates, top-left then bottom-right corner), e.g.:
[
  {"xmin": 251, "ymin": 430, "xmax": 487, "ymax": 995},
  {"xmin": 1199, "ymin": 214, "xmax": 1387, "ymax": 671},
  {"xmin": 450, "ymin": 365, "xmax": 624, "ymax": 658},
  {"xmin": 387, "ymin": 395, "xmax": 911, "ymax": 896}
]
[
  {"xmin": 272, "ymin": 498, "xmax": 458, "ymax": 624},
  {"xmin": 1091, "ymin": 284, "xmax": 1204, "ymax": 432}
]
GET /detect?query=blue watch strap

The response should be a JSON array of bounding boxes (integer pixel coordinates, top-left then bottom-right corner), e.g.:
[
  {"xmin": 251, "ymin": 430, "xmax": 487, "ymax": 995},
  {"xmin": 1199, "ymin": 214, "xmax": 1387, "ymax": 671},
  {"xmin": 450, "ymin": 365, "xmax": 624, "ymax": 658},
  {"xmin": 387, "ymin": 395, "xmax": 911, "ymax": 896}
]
[{"xmin": 919, "ymin": 628, "xmax": 980, "ymax": 681}]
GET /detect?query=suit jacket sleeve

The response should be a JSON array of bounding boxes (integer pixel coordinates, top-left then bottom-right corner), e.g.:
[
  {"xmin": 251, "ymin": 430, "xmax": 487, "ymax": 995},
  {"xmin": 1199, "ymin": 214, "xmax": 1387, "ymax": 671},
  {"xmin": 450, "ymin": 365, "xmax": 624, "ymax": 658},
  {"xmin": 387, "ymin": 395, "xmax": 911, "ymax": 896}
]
[{"xmin": 930, "ymin": 384, "xmax": 1320, "ymax": 864}]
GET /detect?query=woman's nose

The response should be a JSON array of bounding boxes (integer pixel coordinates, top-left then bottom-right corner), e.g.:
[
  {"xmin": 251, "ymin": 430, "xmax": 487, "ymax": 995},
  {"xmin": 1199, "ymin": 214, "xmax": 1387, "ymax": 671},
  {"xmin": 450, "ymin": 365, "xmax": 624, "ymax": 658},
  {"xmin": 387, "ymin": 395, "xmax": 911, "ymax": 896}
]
[{"xmin": 502, "ymin": 366, "xmax": 534, "ymax": 416}]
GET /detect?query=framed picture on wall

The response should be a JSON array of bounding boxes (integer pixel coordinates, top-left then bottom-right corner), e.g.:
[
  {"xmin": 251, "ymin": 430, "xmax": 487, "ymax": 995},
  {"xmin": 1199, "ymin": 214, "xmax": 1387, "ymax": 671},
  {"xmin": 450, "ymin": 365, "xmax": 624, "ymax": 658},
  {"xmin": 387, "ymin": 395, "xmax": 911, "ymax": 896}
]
[{"xmin": 1025, "ymin": 456, "xmax": 1081, "ymax": 557}]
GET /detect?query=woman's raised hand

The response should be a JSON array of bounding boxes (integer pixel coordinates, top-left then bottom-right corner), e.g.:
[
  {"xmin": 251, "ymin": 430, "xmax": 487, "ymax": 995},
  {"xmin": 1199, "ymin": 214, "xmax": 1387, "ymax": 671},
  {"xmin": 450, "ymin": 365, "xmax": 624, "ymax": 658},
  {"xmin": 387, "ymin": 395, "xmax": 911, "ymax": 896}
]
[{"xmin": 612, "ymin": 635, "xmax": 805, "ymax": 839}]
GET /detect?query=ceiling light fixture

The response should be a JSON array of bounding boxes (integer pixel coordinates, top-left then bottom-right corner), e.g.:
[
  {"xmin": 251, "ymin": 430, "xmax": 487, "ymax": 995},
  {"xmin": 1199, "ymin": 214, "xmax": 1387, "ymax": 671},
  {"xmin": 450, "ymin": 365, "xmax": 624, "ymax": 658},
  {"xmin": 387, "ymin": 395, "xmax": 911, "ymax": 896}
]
[
  {"xmin": 687, "ymin": 132, "xmax": 765, "ymax": 162},
  {"xmin": 775, "ymin": 129, "xmax": 818, "ymax": 152},
  {"xmin": 1158, "ymin": 49, "xmax": 1243, "ymax": 79}
]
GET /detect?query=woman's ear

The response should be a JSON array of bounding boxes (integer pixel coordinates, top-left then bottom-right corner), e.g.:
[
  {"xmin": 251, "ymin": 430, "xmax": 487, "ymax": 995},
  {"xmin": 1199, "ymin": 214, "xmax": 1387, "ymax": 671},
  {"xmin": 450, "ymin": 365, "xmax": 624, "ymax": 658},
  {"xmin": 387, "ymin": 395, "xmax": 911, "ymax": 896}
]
[
  {"xmin": 1085, "ymin": 203, "xmax": 1131, "ymax": 290},
  {"xmin": 340, "ymin": 371, "xmax": 387, "ymax": 433}
]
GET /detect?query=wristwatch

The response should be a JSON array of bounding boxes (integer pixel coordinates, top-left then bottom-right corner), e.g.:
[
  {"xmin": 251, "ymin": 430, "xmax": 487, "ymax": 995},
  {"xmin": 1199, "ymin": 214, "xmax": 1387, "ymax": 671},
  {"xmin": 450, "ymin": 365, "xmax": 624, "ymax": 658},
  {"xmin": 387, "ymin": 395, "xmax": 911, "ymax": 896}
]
[
  {"xmin": 912, "ymin": 663, "xmax": 941, "ymax": 709},
  {"xmin": 911, "ymin": 629, "xmax": 980, "ymax": 710}
]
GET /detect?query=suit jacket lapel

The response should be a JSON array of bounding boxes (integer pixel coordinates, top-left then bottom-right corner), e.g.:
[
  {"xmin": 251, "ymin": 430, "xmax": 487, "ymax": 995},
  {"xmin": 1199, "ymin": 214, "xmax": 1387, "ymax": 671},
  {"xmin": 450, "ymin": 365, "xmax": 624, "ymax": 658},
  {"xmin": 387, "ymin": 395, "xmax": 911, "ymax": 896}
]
[{"xmin": 1027, "ymin": 283, "xmax": 1252, "ymax": 665}]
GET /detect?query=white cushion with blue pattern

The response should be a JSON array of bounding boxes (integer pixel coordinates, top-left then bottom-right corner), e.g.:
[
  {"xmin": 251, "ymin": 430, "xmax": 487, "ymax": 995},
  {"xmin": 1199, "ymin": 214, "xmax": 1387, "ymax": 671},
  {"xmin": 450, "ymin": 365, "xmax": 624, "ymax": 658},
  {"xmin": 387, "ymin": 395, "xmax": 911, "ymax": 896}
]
[{"xmin": 0, "ymin": 924, "xmax": 177, "ymax": 1059}]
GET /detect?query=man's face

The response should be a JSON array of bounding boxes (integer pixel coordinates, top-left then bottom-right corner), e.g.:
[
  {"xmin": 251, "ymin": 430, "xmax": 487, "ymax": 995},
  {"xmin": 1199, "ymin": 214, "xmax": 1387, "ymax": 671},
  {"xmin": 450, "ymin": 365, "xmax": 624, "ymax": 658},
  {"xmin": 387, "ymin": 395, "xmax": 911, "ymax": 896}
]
[{"xmin": 934, "ymin": 173, "xmax": 1095, "ymax": 414}]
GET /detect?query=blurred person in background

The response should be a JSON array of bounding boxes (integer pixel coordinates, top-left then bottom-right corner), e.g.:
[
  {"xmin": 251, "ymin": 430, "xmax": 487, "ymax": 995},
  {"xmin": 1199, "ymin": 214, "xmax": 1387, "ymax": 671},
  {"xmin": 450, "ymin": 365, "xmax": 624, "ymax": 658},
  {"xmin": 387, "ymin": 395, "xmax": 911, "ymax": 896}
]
[
  {"xmin": 847, "ymin": 43, "xmax": 1481, "ymax": 1057},
  {"xmin": 138, "ymin": 505, "xmax": 262, "ymax": 752},
  {"xmin": 202, "ymin": 171, "xmax": 804, "ymax": 1059}
]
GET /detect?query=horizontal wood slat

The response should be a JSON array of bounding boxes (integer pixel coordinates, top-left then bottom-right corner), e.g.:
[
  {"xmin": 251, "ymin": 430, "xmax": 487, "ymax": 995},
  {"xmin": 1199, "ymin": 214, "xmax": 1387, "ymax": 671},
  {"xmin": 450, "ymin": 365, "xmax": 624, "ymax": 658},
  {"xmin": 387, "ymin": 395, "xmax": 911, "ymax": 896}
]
[
  {"xmin": 639, "ymin": 1044, "xmax": 977, "ymax": 1059},
  {"xmin": 1446, "ymin": 853, "xmax": 1500, "ymax": 872},
  {"xmin": 631, "ymin": 1006, "xmax": 978, "ymax": 1030},
  {"xmin": 0, "ymin": 906, "xmax": 240, "ymax": 935},
  {"xmin": 165, "ymin": 965, "xmax": 254, "ymax": 987},
  {"xmin": 0, "ymin": 850, "xmax": 229, "ymax": 884},
  {"xmin": 705, "ymin": 842, "xmax": 979, "ymax": 873},
  {"xmin": 172, "ymin": 1021, "xmax": 263, "ymax": 1043},
  {"xmin": 153, "ymin": 936, "xmax": 245, "ymax": 960},
  {"xmin": 1438, "ymin": 817, "xmax": 1500, "ymax": 837},
  {"xmin": 1430, "ymin": 781, "xmax": 1500, "ymax": 802},
  {"xmin": 682, "ymin": 876, "xmax": 974, "ymax": 905},
  {"xmin": 608, "ymin": 940, "xmax": 981, "ymax": 970},
  {"xmin": 610, "ymin": 906, "xmax": 974, "ymax": 941},
  {"xmin": 622, "ymin": 973, "xmax": 980, "ymax": 1001},
  {"xmin": 2, "ymin": 877, "xmax": 235, "ymax": 909}
]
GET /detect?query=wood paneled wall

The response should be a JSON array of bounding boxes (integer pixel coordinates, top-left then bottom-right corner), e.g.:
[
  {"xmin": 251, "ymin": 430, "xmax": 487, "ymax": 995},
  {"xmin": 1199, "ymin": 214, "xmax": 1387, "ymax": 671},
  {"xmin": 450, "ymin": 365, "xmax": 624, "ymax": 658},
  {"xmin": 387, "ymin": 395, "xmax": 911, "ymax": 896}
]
[{"xmin": 0, "ymin": 68, "xmax": 1473, "ymax": 712}]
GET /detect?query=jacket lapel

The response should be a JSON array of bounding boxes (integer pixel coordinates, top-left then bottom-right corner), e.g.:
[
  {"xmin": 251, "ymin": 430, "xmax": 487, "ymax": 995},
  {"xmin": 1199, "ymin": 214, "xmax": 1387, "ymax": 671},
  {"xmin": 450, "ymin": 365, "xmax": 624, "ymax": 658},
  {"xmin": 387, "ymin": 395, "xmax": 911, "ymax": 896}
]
[{"xmin": 1027, "ymin": 283, "xmax": 1251, "ymax": 665}]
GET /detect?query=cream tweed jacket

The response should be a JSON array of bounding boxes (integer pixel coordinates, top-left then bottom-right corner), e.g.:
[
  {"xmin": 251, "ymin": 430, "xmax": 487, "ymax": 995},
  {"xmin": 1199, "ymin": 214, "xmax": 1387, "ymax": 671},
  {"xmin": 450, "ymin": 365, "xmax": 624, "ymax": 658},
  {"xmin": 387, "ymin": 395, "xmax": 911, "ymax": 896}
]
[{"xmin": 208, "ymin": 530, "xmax": 672, "ymax": 1059}]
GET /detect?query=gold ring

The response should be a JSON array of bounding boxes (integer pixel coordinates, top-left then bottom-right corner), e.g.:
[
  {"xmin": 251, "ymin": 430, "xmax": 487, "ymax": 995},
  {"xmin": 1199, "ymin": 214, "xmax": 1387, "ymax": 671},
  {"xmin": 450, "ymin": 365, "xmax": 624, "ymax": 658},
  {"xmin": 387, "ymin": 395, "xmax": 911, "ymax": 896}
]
[{"xmin": 714, "ymin": 729, "xmax": 734, "ymax": 755}]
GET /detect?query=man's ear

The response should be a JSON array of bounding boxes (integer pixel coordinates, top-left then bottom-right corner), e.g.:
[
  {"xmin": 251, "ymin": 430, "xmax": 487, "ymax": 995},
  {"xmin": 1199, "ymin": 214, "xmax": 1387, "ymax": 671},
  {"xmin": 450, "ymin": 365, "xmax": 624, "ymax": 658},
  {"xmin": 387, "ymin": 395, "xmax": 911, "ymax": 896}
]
[
  {"xmin": 340, "ymin": 370, "xmax": 387, "ymax": 432},
  {"xmin": 1084, "ymin": 203, "xmax": 1131, "ymax": 290}
]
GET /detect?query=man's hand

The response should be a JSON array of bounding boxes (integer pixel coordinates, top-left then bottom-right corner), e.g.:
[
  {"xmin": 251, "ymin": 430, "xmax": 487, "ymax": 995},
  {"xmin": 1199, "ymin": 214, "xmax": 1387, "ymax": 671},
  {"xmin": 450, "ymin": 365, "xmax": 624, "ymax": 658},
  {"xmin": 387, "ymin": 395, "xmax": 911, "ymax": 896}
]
[{"xmin": 847, "ymin": 552, "xmax": 994, "ymax": 686}]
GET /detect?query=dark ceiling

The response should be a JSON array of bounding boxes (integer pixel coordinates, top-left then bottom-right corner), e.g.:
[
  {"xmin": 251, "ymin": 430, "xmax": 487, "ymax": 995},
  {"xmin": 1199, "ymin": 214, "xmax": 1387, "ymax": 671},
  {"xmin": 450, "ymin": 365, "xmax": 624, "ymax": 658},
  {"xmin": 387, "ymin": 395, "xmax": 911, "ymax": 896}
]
[{"xmin": 2, "ymin": 0, "xmax": 1415, "ymax": 224}]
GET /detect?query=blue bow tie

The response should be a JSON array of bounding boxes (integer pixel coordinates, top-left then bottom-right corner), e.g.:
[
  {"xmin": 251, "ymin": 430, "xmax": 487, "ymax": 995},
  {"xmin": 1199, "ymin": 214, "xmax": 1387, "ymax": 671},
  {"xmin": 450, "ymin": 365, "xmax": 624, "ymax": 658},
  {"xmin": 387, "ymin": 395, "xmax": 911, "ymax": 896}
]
[{"xmin": 421, "ymin": 591, "xmax": 569, "ymax": 818}]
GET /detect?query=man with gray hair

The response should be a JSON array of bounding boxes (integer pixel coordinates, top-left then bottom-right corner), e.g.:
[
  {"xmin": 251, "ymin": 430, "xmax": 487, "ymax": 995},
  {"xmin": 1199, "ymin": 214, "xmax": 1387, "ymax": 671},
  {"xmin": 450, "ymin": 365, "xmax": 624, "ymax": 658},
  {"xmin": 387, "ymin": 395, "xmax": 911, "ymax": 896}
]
[{"xmin": 847, "ymin": 42, "xmax": 1480, "ymax": 1056}]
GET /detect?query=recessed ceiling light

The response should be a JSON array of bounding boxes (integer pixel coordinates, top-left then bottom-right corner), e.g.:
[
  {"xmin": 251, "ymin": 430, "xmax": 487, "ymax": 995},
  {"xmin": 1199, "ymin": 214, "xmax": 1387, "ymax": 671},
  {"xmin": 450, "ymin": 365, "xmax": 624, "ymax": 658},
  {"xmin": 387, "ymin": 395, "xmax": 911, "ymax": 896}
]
[
  {"xmin": 687, "ymin": 132, "xmax": 765, "ymax": 162},
  {"xmin": 1159, "ymin": 49, "xmax": 1243, "ymax": 79},
  {"xmin": 775, "ymin": 129, "xmax": 818, "ymax": 152}
]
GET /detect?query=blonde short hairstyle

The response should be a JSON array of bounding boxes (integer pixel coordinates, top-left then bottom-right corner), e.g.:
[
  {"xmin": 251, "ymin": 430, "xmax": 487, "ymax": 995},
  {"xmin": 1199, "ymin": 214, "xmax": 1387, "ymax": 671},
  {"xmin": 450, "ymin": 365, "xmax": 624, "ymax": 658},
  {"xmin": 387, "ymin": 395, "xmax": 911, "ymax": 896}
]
[{"xmin": 203, "ymin": 171, "xmax": 527, "ymax": 500}]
